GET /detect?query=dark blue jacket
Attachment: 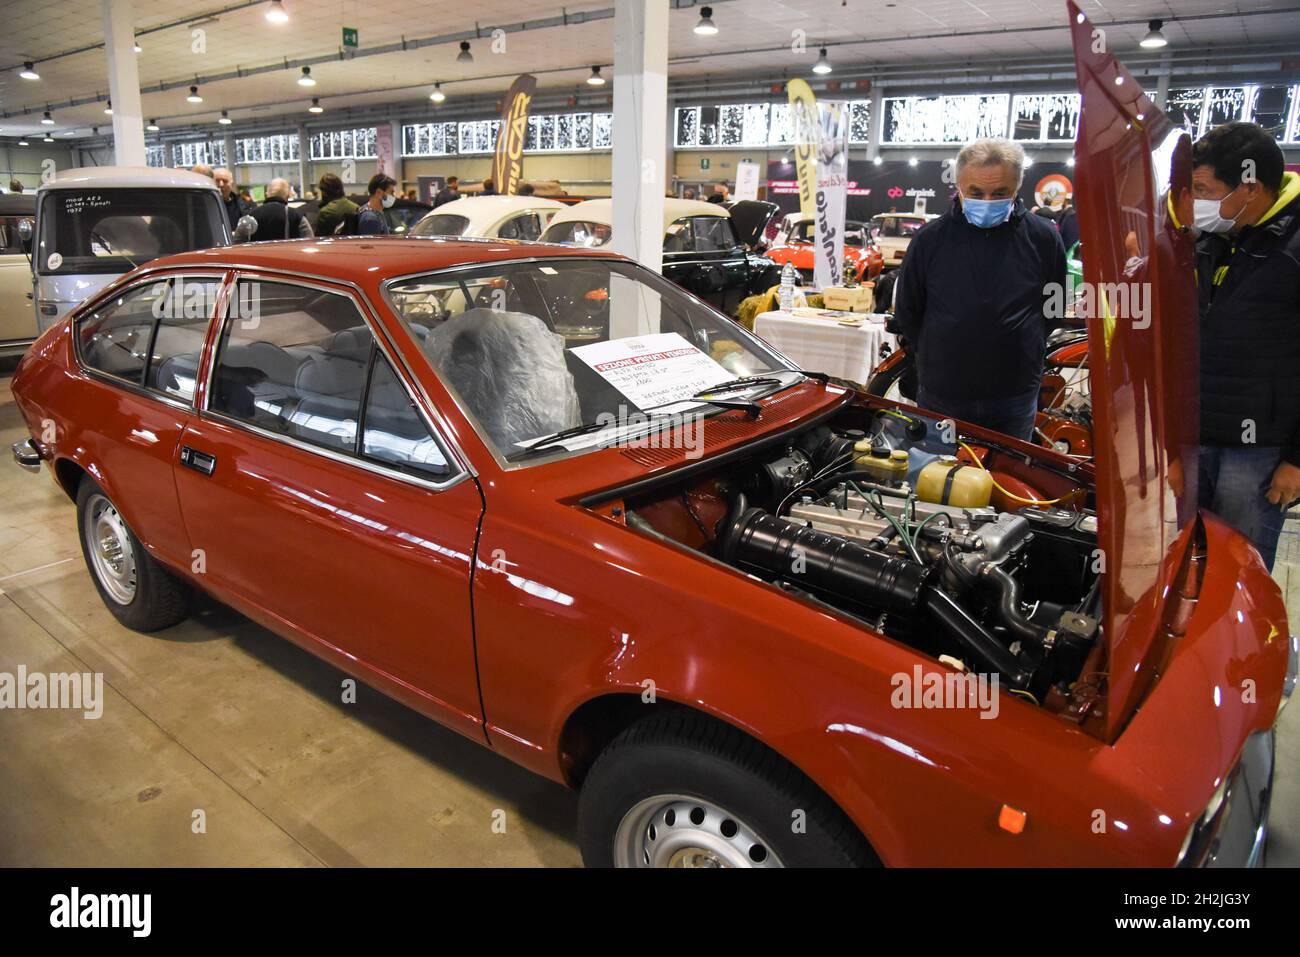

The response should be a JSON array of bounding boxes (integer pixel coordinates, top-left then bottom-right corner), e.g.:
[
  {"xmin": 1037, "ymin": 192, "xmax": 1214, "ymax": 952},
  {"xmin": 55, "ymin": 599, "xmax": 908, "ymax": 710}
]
[{"xmin": 893, "ymin": 199, "xmax": 1066, "ymax": 401}]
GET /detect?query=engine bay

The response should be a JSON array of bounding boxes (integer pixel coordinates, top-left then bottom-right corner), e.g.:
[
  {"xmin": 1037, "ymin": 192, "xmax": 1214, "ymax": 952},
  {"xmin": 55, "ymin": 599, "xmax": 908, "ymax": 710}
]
[{"xmin": 615, "ymin": 405, "xmax": 1104, "ymax": 714}]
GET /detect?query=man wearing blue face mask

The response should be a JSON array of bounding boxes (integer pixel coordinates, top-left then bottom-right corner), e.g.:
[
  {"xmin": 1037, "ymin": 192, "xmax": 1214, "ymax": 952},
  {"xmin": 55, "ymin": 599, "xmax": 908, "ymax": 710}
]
[
  {"xmin": 1192, "ymin": 121, "xmax": 1300, "ymax": 571},
  {"xmin": 893, "ymin": 138, "xmax": 1066, "ymax": 441}
]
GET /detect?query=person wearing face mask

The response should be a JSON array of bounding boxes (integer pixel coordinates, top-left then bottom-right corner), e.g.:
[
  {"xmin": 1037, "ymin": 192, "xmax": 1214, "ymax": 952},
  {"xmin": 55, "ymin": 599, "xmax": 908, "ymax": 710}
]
[
  {"xmin": 357, "ymin": 173, "xmax": 397, "ymax": 235},
  {"xmin": 1191, "ymin": 121, "xmax": 1300, "ymax": 570},
  {"xmin": 892, "ymin": 138, "xmax": 1066, "ymax": 440}
]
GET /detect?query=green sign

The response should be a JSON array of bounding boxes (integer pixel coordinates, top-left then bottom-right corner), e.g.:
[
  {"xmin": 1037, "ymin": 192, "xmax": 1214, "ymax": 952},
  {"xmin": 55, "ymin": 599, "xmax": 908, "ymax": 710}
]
[
  {"xmin": 700, "ymin": 157, "xmax": 710, "ymax": 170},
  {"xmin": 342, "ymin": 27, "xmax": 358, "ymax": 48}
]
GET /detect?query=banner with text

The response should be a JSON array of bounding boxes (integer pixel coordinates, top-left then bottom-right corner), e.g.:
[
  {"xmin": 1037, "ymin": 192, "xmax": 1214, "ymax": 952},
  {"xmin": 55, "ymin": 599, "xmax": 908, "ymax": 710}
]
[
  {"xmin": 492, "ymin": 74, "xmax": 538, "ymax": 196},
  {"xmin": 814, "ymin": 100, "xmax": 850, "ymax": 289}
]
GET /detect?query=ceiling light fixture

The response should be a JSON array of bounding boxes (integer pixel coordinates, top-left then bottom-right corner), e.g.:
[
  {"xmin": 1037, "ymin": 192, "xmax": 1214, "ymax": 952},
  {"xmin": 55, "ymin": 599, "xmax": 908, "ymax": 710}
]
[
  {"xmin": 266, "ymin": 0, "xmax": 289, "ymax": 24},
  {"xmin": 694, "ymin": 6, "xmax": 718, "ymax": 35},
  {"xmin": 104, "ymin": 100, "xmax": 113, "ymax": 115},
  {"xmin": 308, "ymin": 97, "xmax": 323, "ymax": 113},
  {"xmin": 429, "ymin": 83, "xmax": 446, "ymax": 103},
  {"xmin": 813, "ymin": 47, "xmax": 832, "ymax": 75},
  {"xmin": 146, "ymin": 119, "xmax": 160, "ymax": 131},
  {"xmin": 134, "ymin": 40, "xmax": 143, "ymax": 53},
  {"xmin": 43, "ymin": 134, "xmax": 54, "ymax": 143},
  {"xmin": 872, "ymin": 155, "xmax": 883, "ymax": 165},
  {"xmin": 587, "ymin": 65, "xmax": 605, "ymax": 86},
  {"xmin": 20, "ymin": 61, "xmax": 39, "ymax": 80},
  {"xmin": 41, "ymin": 110, "xmax": 54, "ymax": 125},
  {"xmin": 219, "ymin": 110, "xmax": 232, "ymax": 124},
  {"xmin": 298, "ymin": 66, "xmax": 316, "ymax": 87},
  {"xmin": 187, "ymin": 85, "xmax": 203, "ymax": 103},
  {"xmin": 1139, "ymin": 19, "xmax": 1168, "ymax": 49},
  {"xmin": 457, "ymin": 41, "xmax": 473, "ymax": 63},
  {"xmin": 18, "ymin": 139, "xmax": 30, "ymax": 146},
  {"xmin": 907, "ymin": 156, "xmax": 918, "ymax": 166}
]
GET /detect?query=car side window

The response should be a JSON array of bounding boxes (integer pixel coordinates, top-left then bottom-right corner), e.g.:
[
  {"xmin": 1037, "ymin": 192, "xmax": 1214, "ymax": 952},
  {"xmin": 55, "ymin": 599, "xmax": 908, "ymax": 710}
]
[
  {"xmin": 690, "ymin": 216, "xmax": 735, "ymax": 252},
  {"xmin": 210, "ymin": 280, "xmax": 374, "ymax": 453},
  {"xmin": 361, "ymin": 353, "xmax": 450, "ymax": 478},
  {"xmin": 79, "ymin": 282, "xmax": 166, "ymax": 384},
  {"xmin": 499, "ymin": 213, "xmax": 541, "ymax": 240},
  {"xmin": 147, "ymin": 278, "xmax": 221, "ymax": 402}
]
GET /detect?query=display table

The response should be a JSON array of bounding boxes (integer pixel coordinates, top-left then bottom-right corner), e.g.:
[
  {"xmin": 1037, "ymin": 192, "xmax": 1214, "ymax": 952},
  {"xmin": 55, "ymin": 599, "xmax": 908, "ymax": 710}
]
[{"xmin": 752, "ymin": 309, "xmax": 896, "ymax": 385}]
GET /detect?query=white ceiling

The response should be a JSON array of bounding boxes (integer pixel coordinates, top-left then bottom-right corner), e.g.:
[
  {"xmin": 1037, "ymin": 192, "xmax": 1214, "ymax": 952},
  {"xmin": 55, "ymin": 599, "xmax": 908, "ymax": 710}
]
[{"xmin": 1, "ymin": 0, "xmax": 1298, "ymax": 138}]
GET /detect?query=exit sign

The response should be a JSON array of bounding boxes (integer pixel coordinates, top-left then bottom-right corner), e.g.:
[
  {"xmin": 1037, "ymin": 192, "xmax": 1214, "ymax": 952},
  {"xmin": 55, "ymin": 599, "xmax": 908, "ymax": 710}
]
[
  {"xmin": 342, "ymin": 27, "xmax": 358, "ymax": 48},
  {"xmin": 699, "ymin": 157, "xmax": 711, "ymax": 170}
]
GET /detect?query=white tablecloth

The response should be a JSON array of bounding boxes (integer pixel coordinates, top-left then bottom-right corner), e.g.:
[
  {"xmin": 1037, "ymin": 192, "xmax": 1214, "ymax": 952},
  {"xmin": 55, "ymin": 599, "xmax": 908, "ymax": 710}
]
[{"xmin": 753, "ymin": 310, "xmax": 896, "ymax": 384}]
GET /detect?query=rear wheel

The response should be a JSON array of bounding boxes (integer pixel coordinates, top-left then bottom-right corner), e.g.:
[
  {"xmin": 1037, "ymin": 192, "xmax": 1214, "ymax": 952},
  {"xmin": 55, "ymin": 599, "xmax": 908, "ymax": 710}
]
[
  {"xmin": 76, "ymin": 479, "xmax": 191, "ymax": 632},
  {"xmin": 578, "ymin": 711, "xmax": 876, "ymax": 868}
]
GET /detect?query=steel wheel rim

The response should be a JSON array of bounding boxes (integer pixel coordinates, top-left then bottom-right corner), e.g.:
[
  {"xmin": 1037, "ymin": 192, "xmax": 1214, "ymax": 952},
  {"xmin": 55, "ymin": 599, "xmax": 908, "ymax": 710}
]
[
  {"xmin": 85, "ymin": 494, "xmax": 137, "ymax": 605},
  {"xmin": 613, "ymin": 793, "xmax": 784, "ymax": 868}
]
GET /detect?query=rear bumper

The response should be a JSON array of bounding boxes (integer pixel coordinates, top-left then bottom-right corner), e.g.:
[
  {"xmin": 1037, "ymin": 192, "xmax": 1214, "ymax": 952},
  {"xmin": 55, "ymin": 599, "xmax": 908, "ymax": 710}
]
[{"xmin": 1201, "ymin": 729, "xmax": 1274, "ymax": 868}]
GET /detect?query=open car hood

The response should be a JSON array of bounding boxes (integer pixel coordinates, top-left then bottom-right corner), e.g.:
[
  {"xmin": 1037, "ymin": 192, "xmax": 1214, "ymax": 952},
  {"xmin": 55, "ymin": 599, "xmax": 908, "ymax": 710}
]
[
  {"xmin": 728, "ymin": 199, "xmax": 781, "ymax": 249},
  {"xmin": 1068, "ymin": 0, "xmax": 1202, "ymax": 738}
]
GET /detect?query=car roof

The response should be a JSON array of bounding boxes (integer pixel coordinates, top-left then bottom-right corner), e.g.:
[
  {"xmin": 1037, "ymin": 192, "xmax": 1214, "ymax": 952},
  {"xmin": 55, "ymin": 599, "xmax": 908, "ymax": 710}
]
[
  {"xmin": 545, "ymin": 197, "xmax": 729, "ymax": 234},
  {"xmin": 36, "ymin": 165, "xmax": 221, "ymax": 192},
  {"xmin": 142, "ymin": 236, "xmax": 623, "ymax": 281},
  {"xmin": 425, "ymin": 195, "xmax": 564, "ymax": 233}
]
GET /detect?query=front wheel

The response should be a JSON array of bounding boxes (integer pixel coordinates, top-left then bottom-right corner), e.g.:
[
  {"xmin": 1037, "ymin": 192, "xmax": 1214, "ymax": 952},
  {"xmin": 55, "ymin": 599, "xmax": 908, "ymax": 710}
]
[
  {"xmin": 76, "ymin": 478, "xmax": 192, "ymax": 632},
  {"xmin": 578, "ymin": 712, "xmax": 877, "ymax": 867}
]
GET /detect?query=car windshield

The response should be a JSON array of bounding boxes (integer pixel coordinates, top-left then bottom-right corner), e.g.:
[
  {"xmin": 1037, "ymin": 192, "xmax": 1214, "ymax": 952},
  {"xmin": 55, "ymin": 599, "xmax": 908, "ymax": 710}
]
[
  {"xmin": 37, "ymin": 189, "xmax": 227, "ymax": 274},
  {"xmin": 541, "ymin": 220, "xmax": 612, "ymax": 247},
  {"xmin": 791, "ymin": 220, "xmax": 866, "ymax": 246},
  {"xmin": 871, "ymin": 216, "xmax": 924, "ymax": 239},
  {"xmin": 411, "ymin": 213, "xmax": 470, "ymax": 237},
  {"xmin": 384, "ymin": 257, "xmax": 795, "ymax": 465}
]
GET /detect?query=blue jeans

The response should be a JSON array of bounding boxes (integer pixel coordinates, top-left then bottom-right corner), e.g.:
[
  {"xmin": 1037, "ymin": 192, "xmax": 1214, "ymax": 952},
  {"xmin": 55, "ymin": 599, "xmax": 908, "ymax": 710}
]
[
  {"xmin": 1198, "ymin": 445, "xmax": 1290, "ymax": 571},
  {"xmin": 916, "ymin": 387, "xmax": 1040, "ymax": 442}
]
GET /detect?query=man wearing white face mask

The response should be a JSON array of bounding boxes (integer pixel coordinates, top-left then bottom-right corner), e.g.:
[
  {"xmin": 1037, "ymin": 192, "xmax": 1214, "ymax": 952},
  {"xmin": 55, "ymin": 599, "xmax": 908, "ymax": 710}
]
[
  {"xmin": 357, "ymin": 173, "xmax": 397, "ymax": 235},
  {"xmin": 893, "ymin": 138, "xmax": 1066, "ymax": 440},
  {"xmin": 1192, "ymin": 121, "xmax": 1300, "ymax": 571}
]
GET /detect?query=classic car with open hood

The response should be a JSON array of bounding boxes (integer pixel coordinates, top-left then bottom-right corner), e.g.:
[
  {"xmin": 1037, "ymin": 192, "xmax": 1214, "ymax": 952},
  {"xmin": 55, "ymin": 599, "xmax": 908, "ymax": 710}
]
[{"xmin": 9, "ymin": 5, "xmax": 1295, "ymax": 868}]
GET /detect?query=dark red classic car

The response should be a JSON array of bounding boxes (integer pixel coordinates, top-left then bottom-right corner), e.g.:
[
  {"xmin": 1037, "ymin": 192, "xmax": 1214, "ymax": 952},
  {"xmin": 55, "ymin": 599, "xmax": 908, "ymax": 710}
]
[{"xmin": 8, "ymin": 6, "xmax": 1295, "ymax": 868}]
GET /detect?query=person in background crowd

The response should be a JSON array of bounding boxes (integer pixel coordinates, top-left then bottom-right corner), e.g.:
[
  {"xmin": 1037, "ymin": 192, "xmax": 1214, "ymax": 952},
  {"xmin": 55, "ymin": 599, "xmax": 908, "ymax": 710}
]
[
  {"xmin": 682, "ymin": 187, "xmax": 697, "ymax": 200},
  {"xmin": 1191, "ymin": 121, "xmax": 1300, "ymax": 570},
  {"xmin": 314, "ymin": 173, "xmax": 359, "ymax": 237},
  {"xmin": 212, "ymin": 168, "xmax": 247, "ymax": 232},
  {"xmin": 243, "ymin": 178, "xmax": 314, "ymax": 241},
  {"xmin": 8, "ymin": 179, "xmax": 24, "ymax": 193},
  {"xmin": 517, "ymin": 183, "xmax": 536, "ymax": 196},
  {"xmin": 481, "ymin": 178, "xmax": 498, "ymax": 196},
  {"xmin": 358, "ymin": 173, "xmax": 397, "ymax": 235},
  {"xmin": 893, "ymin": 138, "xmax": 1065, "ymax": 440},
  {"xmin": 1034, "ymin": 196, "xmax": 1079, "ymax": 250},
  {"xmin": 433, "ymin": 176, "xmax": 460, "ymax": 207},
  {"xmin": 405, "ymin": 188, "xmax": 418, "ymax": 201},
  {"xmin": 192, "ymin": 164, "xmax": 213, "ymax": 178},
  {"xmin": 707, "ymin": 182, "xmax": 730, "ymax": 204}
]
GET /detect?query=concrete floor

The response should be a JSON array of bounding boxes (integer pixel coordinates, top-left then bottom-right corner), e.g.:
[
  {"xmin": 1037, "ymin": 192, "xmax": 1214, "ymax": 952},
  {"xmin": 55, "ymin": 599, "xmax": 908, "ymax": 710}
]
[{"xmin": 1, "ymin": 356, "xmax": 1297, "ymax": 867}]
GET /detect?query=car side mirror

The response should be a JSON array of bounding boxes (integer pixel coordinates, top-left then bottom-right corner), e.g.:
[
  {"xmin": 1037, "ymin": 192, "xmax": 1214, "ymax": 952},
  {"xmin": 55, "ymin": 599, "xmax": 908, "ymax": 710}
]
[{"xmin": 234, "ymin": 214, "xmax": 258, "ymax": 242}]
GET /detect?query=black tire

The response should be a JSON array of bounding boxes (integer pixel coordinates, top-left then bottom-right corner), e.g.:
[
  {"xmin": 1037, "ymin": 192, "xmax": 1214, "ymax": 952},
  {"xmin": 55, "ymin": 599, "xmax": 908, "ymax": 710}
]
[
  {"xmin": 75, "ymin": 478, "xmax": 192, "ymax": 632},
  {"xmin": 578, "ymin": 710, "xmax": 878, "ymax": 868}
]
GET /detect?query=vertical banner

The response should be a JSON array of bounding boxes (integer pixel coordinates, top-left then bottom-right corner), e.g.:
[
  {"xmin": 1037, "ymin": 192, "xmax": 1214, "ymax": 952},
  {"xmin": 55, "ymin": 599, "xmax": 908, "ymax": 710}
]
[
  {"xmin": 734, "ymin": 161, "xmax": 760, "ymax": 201},
  {"xmin": 374, "ymin": 124, "xmax": 394, "ymax": 176},
  {"xmin": 492, "ymin": 74, "xmax": 538, "ymax": 196},
  {"xmin": 786, "ymin": 79, "xmax": 819, "ymax": 221},
  {"xmin": 814, "ymin": 101, "xmax": 850, "ymax": 289}
]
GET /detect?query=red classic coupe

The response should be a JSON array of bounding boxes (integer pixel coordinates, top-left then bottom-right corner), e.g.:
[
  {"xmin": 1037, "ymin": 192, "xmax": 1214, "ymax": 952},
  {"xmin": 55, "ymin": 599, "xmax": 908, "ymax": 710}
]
[
  {"xmin": 765, "ymin": 216, "xmax": 885, "ymax": 286},
  {"xmin": 9, "ymin": 6, "xmax": 1295, "ymax": 867}
]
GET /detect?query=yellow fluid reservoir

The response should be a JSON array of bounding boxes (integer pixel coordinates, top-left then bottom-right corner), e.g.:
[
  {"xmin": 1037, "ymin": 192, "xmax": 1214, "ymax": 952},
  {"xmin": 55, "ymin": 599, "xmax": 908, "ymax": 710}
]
[
  {"xmin": 855, "ymin": 445, "xmax": 910, "ymax": 484},
  {"xmin": 916, "ymin": 457, "xmax": 993, "ymax": 507}
]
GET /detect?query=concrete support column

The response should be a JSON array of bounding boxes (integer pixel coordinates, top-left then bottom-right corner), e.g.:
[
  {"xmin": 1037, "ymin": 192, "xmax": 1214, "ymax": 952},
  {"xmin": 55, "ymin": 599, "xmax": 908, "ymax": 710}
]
[
  {"xmin": 296, "ymin": 124, "xmax": 308, "ymax": 196},
  {"xmin": 221, "ymin": 133, "xmax": 237, "ymax": 175},
  {"xmin": 1154, "ymin": 51, "xmax": 1172, "ymax": 110},
  {"xmin": 610, "ymin": 0, "xmax": 669, "ymax": 273},
  {"xmin": 865, "ymin": 83, "xmax": 884, "ymax": 162},
  {"xmin": 102, "ymin": 0, "xmax": 146, "ymax": 167}
]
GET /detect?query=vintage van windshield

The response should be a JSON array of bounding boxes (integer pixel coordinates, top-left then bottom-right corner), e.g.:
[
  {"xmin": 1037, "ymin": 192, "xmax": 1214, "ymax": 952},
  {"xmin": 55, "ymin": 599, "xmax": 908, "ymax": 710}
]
[
  {"xmin": 384, "ymin": 258, "xmax": 795, "ymax": 465},
  {"xmin": 37, "ymin": 188, "xmax": 227, "ymax": 274}
]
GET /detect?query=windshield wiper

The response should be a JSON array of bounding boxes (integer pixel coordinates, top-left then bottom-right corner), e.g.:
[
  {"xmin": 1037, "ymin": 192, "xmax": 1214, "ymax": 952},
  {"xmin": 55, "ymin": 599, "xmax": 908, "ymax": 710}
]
[
  {"xmin": 511, "ymin": 412, "xmax": 687, "ymax": 460},
  {"xmin": 692, "ymin": 374, "xmax": 785, "ymax": 397},
  {"xmin": 89, "ymin": 230, "xmax": 139, "ymax": 270}
]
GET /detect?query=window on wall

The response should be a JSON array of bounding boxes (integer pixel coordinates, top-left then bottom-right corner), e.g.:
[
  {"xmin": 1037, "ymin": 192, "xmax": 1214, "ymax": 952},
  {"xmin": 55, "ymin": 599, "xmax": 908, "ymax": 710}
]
[
  {"xmin": 675, "ymin": 100, "xmax": 871, "ymax": 148},
  {"xmin": 145, "ymin": 145, "xmax": 167, "ymax": 168},
  {"xmin": 235, "ymin": 134, "xmax": 300, "ymax": 165},
  {"xmin": 1252, "ymin": 84, "xmax": 1297, "ymax": 141},
  {"xmin": 1009, "ymin": 94, "xmax": 1081, "ymax": 142},
  {"xmin": 308, "ymin": 127, "xmax": 377, "ymax": 160},
  {"xmin": 402, "ymin": 112, "xmax": 611, "ymax": 157},
  {"xmin": 881, "ymin": 94, "xmax": 1009, "ymax": 145},
  {"xmin": 171, "ymin": 140, "xmax": 227, "ymax": 167}
]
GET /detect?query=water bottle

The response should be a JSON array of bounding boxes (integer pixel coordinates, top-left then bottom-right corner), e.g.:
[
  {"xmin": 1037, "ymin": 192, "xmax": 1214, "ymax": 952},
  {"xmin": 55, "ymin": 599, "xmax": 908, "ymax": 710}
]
[{"xmin": 778, "ymin": 261, "xmax": 798, "ymax": 313}]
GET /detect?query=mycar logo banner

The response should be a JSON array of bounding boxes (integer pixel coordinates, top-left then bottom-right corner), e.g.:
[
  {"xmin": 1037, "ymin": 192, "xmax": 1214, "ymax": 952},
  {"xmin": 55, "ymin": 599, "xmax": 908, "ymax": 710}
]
[
  {"xmin": 814, "ymin": 100, "xmax": 850, "ymax": 289},
  {"xmin": 493, "ymin": 74, "xmax": 538, "ymax": 195},
  {"xmin": 786, "ymin": 79, "xmax": 819, "ymax": 221}
]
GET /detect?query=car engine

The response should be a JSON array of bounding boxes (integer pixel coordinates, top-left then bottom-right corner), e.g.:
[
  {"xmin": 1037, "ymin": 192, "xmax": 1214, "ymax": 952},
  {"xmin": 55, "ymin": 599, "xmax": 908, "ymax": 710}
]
[{"xmin": 623, "ymin": 409, "xmax": 1102, "ymax": 706}]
